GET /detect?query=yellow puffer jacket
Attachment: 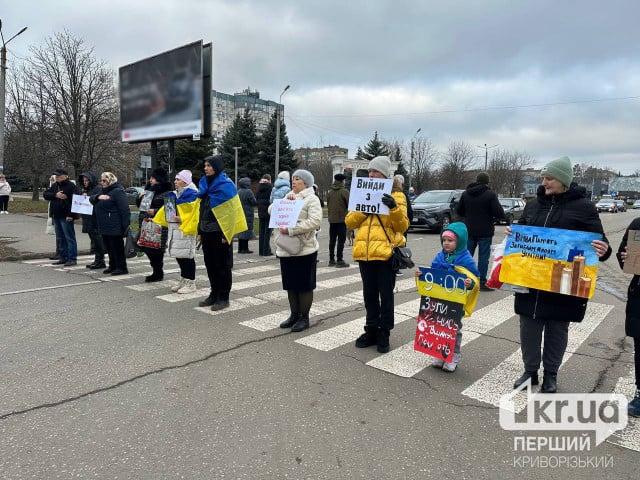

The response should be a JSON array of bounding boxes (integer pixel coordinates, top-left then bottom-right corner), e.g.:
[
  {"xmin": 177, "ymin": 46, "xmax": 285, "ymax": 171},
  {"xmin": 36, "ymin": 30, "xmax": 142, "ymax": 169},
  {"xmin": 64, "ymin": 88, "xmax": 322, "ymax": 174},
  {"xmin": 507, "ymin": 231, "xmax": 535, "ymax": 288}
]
[{"xmin": 346, "ymin": 191, "xmax": 409, "ymax": 261}]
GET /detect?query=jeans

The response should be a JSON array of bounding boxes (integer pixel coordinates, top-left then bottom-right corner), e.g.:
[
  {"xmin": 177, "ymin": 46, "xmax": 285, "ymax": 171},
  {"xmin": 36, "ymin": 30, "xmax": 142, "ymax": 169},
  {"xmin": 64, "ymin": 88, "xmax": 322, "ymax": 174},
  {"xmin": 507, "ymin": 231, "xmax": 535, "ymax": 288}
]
[
  {"xmin": 329, "ymin": 223, "xmax": 347, "ymax": 261},
  {"xmin": 53, "ymin": 217, "xmax": 77, "ymax": 262},
  {"xmin": 467, "ymin": 235, "xmax": 492, "ymax": 285}
]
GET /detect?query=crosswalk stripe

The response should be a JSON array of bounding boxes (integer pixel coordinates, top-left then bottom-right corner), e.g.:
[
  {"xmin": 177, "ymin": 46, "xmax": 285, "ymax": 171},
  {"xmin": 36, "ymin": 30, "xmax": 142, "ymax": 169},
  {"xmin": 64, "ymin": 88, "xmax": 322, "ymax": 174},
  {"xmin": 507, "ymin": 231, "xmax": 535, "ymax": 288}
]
[
  {"xmin": 461, "ymin": 302, "xmax": 614, "ymax": 410},
  {"xmin": 607, "ymin": 371, "xmax": 640, "ymax": 452},
  {"xmin": 366, "ymin": 296, "xmax": 515, "ymax": 377}
]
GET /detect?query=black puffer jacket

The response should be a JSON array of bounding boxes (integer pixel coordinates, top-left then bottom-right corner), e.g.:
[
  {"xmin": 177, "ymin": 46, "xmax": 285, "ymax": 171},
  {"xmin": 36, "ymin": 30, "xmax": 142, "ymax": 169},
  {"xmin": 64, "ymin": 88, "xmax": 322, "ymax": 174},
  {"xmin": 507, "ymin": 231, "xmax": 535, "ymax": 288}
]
[
  {"xmin": 79, "ymin": 172, "xmax": 101, "ymax": 233},
  {"xmin": 456, "ymin": 182, "xmax": 505, "ymax": 237},
  {"xmin": 90, "ymin": 182, "xmax": 130, "ymax": 237},
  {"xmin": 256, "ymin": 182, "xmax": 273, "ymax": 219},
  {"xmin": 617, "ymin": 217, "xmax": 640, "ymax": 337},
  {"xmin": 514, "ymin": 184, "xmax": 612, "ymax": 322}
]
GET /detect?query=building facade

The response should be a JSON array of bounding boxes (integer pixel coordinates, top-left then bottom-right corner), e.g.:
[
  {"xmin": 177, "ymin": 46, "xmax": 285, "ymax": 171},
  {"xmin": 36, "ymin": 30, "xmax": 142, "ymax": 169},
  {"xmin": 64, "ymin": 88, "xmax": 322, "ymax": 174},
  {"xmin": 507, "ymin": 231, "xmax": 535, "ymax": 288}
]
[{"xmin": 212, "ymin": 88, "xmax": 281, "ymax": 140}]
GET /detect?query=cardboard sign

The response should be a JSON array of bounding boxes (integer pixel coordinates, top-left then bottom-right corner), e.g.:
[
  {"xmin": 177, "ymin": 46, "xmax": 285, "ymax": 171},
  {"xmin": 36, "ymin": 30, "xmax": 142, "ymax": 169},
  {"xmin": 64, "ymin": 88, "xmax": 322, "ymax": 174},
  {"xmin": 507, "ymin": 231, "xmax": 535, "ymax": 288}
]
[
  {"xmin": 269, "ymin": 199, "xmax": 304, "ymax": 229},
  {"xmin": 70, "ymin": 194, "xmax": 93, "ymax": 215},
  {"xmin": 623, "ymin": 230, "xmax": 640, "ymax": 275},
  {"xmin": 501, "ymin": 224, "xmax": 602, "ymax": 298},
  {"xmin": 414, "ymin": 267, "xmax": 468, "ymax": 361},
  {"xmin": 347, "ymin": 177, "xmax": 392, "ymax": 215}
]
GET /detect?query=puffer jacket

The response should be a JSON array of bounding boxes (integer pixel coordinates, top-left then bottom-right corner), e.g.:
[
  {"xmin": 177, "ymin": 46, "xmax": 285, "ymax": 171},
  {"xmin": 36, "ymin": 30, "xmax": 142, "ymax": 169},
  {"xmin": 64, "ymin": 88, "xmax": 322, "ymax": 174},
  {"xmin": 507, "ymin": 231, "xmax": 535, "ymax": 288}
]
[
  {"xmin": 346, "ymin": 190, "xmax": 409, "ymax": 261},
  {"xmin": 166, "ymin": 183, "xmax": 199, "ymax": 259},
  {"xmin": 90, "ymin": 182, "xmax": 130, "ymax": 237},
  {"xmin": 514, "ymin": 184, "xmax": 612, "ymax": 322},
  {"xmin": 270, "ymin": 186, "xmax": 322, "ymax": 257},
  {"xmin": 270, "ymin": 178, "xmax": 291, "ymax": 203},
  {"xmin": 326, "ymin": 181, "xmax": 350, "ymax": 223}
]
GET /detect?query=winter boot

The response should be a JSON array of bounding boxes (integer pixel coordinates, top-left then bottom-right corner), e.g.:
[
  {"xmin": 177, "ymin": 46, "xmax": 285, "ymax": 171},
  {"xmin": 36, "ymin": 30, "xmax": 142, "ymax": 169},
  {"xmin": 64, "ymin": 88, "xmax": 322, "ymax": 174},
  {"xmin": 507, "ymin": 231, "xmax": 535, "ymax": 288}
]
[
  {"xmin": 540, "ymin": 371, "xmax": 558, "ymax": 393},
  {"xmin": 291, "ymin": 313, "xmax": 310, "ymax": 332},
  {"xmin": 514, "ymin": 371, "xmax": 539, "ymax": 389},
  {"xmin": 376, "ymin": 329, "xmax": 390, "ymax": 354},
  {"xmin": 177, "ymin": 278, "xmax": 197, "ymax": 294},
  {"xmin": 355, "ymin": 325, "xmax": 377, "ymax": 348},
  {"xmin": 211, "ymin": 294, "xmax": 230, "ymax": 311},
  {"xmin": 198, "ymin": 293, "xmax": 217, "ymax": 307},
  {"xmin": 280, "ymin": 313, "xmax": 299, "ymax": 329},
  {"xmin": 172, "ymin": 277, "xmax": 186, "ymax": 292}
]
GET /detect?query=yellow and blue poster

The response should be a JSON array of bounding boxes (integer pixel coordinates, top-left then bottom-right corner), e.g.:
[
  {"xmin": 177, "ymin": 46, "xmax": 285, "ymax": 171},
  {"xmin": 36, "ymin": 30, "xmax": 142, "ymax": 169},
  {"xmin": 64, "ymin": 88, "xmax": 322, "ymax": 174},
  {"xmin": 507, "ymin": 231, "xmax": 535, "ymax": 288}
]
[{"xmin": 500, "ymin": 225, "xmax": 602, "ymax": 298}]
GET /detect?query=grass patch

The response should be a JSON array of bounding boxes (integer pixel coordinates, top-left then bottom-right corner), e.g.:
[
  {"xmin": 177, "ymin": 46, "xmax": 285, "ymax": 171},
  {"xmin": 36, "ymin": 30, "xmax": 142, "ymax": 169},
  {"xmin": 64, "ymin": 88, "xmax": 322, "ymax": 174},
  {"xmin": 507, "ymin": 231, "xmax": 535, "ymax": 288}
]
[{"xmin": 6, "ymin": 198, "xmax": 49, "ymax": 214}]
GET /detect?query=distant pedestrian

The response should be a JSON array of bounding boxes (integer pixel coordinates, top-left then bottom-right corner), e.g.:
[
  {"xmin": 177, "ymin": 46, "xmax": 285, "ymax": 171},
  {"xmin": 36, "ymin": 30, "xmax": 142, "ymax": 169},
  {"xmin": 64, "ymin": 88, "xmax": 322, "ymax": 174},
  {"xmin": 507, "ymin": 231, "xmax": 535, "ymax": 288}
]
[
  {"xmin": 270, "ymin": 171, "xmax": 291, "ymax": 203},
  {"xmin": 237, "ymin": 177, "xmax": 257, "ymax": 254},
  {"xmin": 43, "ymin": 168, "xmax": 78, "ymax": 267},
  {"xmin": 256, "ymin": 174, "xmax": 274, "ymax": 256},
  {"xmin": 408, "ymin": 186, "xmax": 417, "ymax": 203},
  {"xmin": 326, "ymin": 173, "xmax": 350, "ymax": 267},
  {"xmin": 0, "ymin": 173, "xmax": 11, "ymax": 214},
  {"xmin": 455, "ymin": 172, "xmax": 505, "ymax": 291},
  {"xmin": 79, "ymin": 172, "xmax": 106, "ymax": 269}
]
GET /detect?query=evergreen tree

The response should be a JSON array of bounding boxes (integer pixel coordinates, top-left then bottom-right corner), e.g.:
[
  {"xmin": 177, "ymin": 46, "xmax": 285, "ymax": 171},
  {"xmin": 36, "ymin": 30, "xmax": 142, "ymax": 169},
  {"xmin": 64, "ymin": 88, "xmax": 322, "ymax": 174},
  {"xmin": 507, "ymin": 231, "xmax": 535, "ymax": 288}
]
[
  {"xmin": 174, "ymin": 137, "xmax": 216, "ymax": 182},
  {"xmin": 257, "ymin": 111, "xmax": 296, "ymax": 178},
  {"xmin": 355, "ymin": 146, "xmax": 366, "ymax": 160},
  {"xmin": 362, "ymin": 131, "xmax": 390, "ymax": 160},
  {"xmin": 219, "ymin": 108, "xmax": 259, "ymax": 182}
]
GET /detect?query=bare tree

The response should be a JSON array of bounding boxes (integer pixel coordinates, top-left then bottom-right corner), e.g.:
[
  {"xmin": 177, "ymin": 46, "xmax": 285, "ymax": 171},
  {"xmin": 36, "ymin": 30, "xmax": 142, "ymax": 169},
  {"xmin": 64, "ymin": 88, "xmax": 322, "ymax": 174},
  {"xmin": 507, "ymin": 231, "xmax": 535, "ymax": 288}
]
[
  {"xmin": 308, "ymin": 157, "xmax": 333, "ymax": 199},
  {"xmin": 487, "ymin": 149, "xmax": 533, "ymax": 196},
  {"xmin": 407, "ymin": 136, "xmax": 439, "ymax": 193},
  {"xmin": 437, "ymin": 140, "xmax": 475, "ymax": 189}
]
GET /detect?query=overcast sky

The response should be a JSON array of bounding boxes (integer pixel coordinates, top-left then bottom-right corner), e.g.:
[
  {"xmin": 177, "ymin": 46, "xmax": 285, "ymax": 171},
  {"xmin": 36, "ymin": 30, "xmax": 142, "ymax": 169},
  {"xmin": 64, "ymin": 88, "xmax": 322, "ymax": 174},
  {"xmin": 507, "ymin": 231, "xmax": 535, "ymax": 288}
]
[{"xmin": 3, "ymin": 0, "xmax": 640, "ymax": 174}]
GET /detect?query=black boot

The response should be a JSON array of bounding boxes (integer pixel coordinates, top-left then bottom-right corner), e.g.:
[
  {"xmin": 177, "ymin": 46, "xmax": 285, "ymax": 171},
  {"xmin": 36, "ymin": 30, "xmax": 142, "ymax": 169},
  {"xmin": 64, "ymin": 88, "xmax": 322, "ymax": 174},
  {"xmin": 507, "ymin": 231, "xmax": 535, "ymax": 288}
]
[
  {"xmin": 540, "ymin": 371, "xmax": 558, "ymax": 393},
  {"xmin": 280, "ymin": 313, "xmax": 299, "ymax": 329},
  {"xmin": 199, "ymin": 293, "xmax": 217, "ymax": 307},
  {"xmin": 355, "ymin": 326, "xmax": 377, "ymax": 348},
  {"xmin": 211, "ymin": 295, "xmax": 230, "ymax": 311},
  {"xmin": 145, "ymin": 270, "xmax": 164, "ymax": 282},
  {"xmin": 513, "ymin": 371, "xmax": 539, "ymax": 389},
  {"xmin": 376, "ymin": 328, "xmax": 390, "ymax": 353},
  {"xmin": 291, "ymin": 313, "xmax": 309, "ymax": 332}
]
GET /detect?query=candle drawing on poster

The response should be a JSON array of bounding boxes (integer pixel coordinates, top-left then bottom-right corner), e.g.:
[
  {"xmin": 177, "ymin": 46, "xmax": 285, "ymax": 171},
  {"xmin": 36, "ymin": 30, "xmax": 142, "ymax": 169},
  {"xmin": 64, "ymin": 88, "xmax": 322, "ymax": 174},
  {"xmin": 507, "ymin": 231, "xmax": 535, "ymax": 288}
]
[
  {"xmin": 414, "ymin": 267, "xmax": 469, "ymax": 361},
  {"xmin": 500, "ymin": 224, "xmax": 602, "ymax": 298},
  {"xmin": 268, "ymin": 199, "xmax": 305, "ymax": 229},
  {"xmin": 347, "ymin": 177, "xmax": 393, "ymax": 215}
]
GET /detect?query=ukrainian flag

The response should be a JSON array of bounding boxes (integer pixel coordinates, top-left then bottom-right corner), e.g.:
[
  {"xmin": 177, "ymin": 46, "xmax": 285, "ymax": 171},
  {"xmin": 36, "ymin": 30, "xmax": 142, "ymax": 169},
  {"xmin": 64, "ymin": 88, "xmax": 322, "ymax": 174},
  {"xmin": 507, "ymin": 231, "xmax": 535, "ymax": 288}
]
[
  {"xmin": 197, "ymin": 172, "xmax": 248, "ymax": 243},
  {"xmin": 153, "ymin": 188, "xmax": 201, "ymax": 236}
]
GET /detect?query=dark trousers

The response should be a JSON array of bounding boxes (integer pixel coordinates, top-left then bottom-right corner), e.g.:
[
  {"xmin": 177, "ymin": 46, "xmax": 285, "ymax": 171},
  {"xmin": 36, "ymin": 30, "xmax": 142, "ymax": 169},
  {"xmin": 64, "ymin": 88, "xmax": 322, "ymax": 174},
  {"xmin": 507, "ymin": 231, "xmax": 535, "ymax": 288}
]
[
  {"xmin": 176, "ymin": 257, "xmax": 196, "ymax": 280},
  {"xmin": 201, "ymin": 231, "xmax": 233, "ymax": 301},
  {"xmin": 635, "ymin": 337, "xmax": 640, "ymax": 389},
  {"xmin": 88, "ymin": 230, "xmax": 106, "ymax": 262},
  {"xmin": 519, "ymin": 314, "xmax": 570, "ymax": 374},
  {"xmin": 358, "ymin": 260, "xmax": 396, "ymax": 331},
  {"xmin": 258, "ymin": 217, "xmax": 272, "ymax": 255},
  {"xmin": 0, "ymin": 195, "xmax": 9, "ymax": 211},
  {"xmin": 467, "ymin": 235, "xmax": 492, "ymax": 285},
  {"xmin": 329, "ymin": 222, "xmax": 347, "ymax": 261},
  {"xmin": 145, "ymin": 248, "xmax": 164, "ymax": 274},
  {"xmin": 102, "ymin": 235, "xmax": 127, "ymax": 272}
]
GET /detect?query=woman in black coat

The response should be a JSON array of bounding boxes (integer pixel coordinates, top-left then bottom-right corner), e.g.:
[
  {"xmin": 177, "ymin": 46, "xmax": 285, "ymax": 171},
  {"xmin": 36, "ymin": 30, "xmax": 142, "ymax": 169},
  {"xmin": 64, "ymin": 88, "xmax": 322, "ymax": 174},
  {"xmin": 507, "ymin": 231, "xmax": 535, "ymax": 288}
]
[
  {"xmin": 237, "ymin": 177, "xmax": 257, "ymax": 254},
  {"xmin": 256, "ymin": 174, "xmax": 274, "ymax": 256},
  {"xmin": 90, "ymin": 172, "xmax": 131, "ymax": 275},
  {"xmin": 508, "ymin": 156, "xmax": 611, "ymax": 394},
  {"xmin": 136, "ymin": 168, "xmax": 172, "ymax": 282}
]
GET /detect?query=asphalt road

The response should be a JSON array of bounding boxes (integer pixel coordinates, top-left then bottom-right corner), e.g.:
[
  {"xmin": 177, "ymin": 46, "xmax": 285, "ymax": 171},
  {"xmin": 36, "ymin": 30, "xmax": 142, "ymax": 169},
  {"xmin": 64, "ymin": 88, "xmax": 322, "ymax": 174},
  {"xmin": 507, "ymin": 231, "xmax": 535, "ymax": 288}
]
[{"xmin": 0, "ymin": 212, "xmax": 638, "ymax": 479}]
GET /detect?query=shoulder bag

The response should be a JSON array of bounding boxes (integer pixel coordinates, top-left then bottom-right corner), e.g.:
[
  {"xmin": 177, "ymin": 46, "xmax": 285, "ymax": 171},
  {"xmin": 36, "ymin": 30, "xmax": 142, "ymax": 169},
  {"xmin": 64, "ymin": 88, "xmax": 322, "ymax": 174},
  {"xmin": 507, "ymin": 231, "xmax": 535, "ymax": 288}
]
[
  {"xmin": 137, "ymin": 217, "xmax": 162, "ymax": 249},
  {"xmin": 376, "ymin": 214, "xmax": 414, "ymax": 271},
  {"xmin": 275, "ymin": 232, "xmax": 304, "ymax": 255}
]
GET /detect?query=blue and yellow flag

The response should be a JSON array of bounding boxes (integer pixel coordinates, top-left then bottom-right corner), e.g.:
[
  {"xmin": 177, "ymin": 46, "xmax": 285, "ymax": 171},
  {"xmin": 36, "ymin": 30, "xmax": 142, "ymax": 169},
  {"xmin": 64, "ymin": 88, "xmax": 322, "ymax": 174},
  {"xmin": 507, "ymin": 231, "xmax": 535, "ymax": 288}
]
[
  {"xmin": 415, "ymin": 266, "xmax": 480, "ymax": 317},
  {"xmin": 198, "ymin": 172, "xmax": 248, "ymax": 243}
]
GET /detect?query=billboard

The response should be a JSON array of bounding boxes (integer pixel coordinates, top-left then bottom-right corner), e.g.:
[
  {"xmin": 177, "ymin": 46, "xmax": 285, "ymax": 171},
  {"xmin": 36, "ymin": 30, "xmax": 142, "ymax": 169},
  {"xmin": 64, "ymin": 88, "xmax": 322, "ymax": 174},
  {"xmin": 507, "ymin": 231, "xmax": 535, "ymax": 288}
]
[{"xmin": 119, "ymin": 41, "xmax": 209, "ymax": 142}]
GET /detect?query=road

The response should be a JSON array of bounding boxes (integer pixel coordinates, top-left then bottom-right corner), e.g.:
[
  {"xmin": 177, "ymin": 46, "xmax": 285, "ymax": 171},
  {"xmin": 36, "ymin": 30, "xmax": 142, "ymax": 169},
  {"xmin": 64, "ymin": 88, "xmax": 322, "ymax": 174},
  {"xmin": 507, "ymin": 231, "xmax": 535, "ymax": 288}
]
[{"xmin": 0, "ymin": 212, "xmax": 638, "ymax": 479}]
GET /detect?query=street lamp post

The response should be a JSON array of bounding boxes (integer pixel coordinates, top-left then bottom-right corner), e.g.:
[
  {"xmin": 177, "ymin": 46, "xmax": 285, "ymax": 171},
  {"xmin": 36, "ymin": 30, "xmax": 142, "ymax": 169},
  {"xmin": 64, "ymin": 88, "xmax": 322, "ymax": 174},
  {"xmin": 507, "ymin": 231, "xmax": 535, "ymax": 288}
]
[
  {"xmin": 408, "ymin": 127, "xmax": 421, "ymax": 190},
  {"xmin": 0, "ymin": 21, "xmax": 28, "ymax": 173},
  {"xmin": 477, "ymin": 143, "xmax": 498, "ymax": 171},
  {"xmin": 274, "ymin": 84, "xmax": 290, "ymax": 179},
  {"xmin": 233, "ymin": 146, "xmax": 242, "ymax": 187}
]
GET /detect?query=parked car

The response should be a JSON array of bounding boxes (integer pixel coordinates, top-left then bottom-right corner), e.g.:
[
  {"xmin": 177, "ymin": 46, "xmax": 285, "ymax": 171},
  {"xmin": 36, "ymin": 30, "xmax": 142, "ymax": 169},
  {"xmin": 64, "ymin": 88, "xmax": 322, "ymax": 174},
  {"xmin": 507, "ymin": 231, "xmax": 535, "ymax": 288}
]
[
  {"xmin": 614, "ymin": 199, "xmax": 626, "ymax": 212},
  {"xmin": 496, "ymin": 198, "xmax": 526, "ymax": 225},
  {"xmin": 595, "ymin": 198, "xmax": 618, "ymax": 213},
  {"xmin": 634, "ymin": 200, "xmax": 640, "ymax": 209},
  {"xmin": 125, "ymin": 187, "xmax": 144, "ymax": 205},
  {"xmin": 409, "ymin": 189, "xmax": 464, "ymax": 232}
]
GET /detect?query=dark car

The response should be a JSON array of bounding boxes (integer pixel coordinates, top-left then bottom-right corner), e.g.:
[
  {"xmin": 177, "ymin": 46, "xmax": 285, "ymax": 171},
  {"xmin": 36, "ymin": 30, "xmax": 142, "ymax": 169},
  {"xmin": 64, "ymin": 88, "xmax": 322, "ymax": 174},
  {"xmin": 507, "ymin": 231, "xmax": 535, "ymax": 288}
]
[
  {"xmin": 125, "ymin": 187, "xmax": 143, "ymax": 205},
  {"xmin": 614, "ymin": 199, "xmax": 626, "ymax": 212},
  {"xmin": 595, "ymin": 198, "xmax": 618, "ymax": 213},
  {"xmin": 496, "ymin": 197, "xmax": 526, "ymax": 225},
  {"xmin": 409, "ymin": 189, "xmax": 464, "ymax": 232}
]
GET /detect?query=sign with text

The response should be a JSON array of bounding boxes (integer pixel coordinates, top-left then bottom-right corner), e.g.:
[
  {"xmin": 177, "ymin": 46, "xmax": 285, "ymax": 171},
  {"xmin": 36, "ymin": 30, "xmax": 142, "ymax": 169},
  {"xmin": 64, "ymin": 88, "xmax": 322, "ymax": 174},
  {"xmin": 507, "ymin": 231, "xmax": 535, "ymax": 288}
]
[
  {"xmin": 501, "ymin": 225, "xmax": 602, "ymax": 298},
  {"xmin": 348, "ymin": 177, "xmax": 393, "ymax": 215},
  {"xmin": 70, "ymin": 194, "xmax": 93, "ymax": 215},
  {"xmin": 623, "ymin": 230, "xmax": 640, "ymax": 275},
  {"xmin": 269, "ymin": 199, "xmax": 304, "ymax": 229},
  {"xmin": 414, "ymin": 267, "xmax": 468, "ymax": 361}
]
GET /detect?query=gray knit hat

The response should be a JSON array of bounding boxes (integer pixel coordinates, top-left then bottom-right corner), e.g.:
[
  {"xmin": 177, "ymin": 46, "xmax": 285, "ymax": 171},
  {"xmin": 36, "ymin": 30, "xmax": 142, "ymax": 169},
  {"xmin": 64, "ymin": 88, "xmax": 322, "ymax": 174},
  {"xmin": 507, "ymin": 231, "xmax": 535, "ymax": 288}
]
[
  {"xmin": 367, "ymin": 155, "xmax": 392, "ymax": 178},
  {"xmin": 541, "ymin": 156, "xmax": 573, "ymax": 187},
  {"xmin": 292, "ymin": 169, "xmax": 314, "ymax": 188}
]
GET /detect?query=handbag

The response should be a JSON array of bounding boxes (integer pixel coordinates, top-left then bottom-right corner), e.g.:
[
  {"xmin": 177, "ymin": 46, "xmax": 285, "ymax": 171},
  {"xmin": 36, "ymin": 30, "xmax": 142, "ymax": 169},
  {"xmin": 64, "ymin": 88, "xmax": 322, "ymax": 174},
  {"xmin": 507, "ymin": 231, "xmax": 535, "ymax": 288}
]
[
  {"xmin": 125, "ymin": 227, "xmax": 138, "ymax": 258},
  {"xmin": 137, "ymin": 218, "xmax": 162, "ymax": 249},
  {"xmin": 376, "ymin": 214, "xmax": 414, "ymax": 271},
  {"xmin": 275, "ymin": 232, "xmax": 304, "ymax": 255}
]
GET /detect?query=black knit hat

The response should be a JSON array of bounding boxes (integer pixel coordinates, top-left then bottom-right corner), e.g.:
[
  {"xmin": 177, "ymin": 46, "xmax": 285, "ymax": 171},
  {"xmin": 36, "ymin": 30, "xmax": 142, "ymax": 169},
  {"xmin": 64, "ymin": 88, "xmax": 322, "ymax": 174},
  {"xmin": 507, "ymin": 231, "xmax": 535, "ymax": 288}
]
[{"xmin": 150, "ymin": 167, "xmax": 169, "ymax": 184}]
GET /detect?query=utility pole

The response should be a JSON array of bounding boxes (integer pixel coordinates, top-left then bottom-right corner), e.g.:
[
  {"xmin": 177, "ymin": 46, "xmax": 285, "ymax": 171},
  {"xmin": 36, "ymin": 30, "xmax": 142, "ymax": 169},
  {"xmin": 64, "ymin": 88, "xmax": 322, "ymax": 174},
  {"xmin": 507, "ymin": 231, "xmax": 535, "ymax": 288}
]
[
  {"xmin": 274, "ymin": 85, "xmax": 290, "ymax": 179},
  {"xmin": 477, "ymin": 143, "xmax": 498, "ymax": 171},
  {"xmin": 233, "ymin": 146, "xmax": 242, "ymax": 186},
  {"xmin": 408, "ymin": 128, "xmax": 421, "ymax": 189}
]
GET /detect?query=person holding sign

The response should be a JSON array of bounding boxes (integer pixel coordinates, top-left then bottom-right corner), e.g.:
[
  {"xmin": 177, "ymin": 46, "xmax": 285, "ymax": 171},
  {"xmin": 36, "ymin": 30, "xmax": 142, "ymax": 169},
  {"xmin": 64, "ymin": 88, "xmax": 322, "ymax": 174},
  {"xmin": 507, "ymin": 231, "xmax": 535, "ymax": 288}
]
[
  {"xmin": 43, "ymin": 168, "xmax": 79, "ymax": 267},
  {"xmin": 616, "ymin": 217, "xmax": 640, "ymax": 417},
  {"xmin": 508, "ymin": 156, "xmax": 611, "ymax": 393},
  {"xmin": 424, "ymin": 222, "xmax": 480, "ymax": 372},
  {"xmin": 271, "ymin": 169, "xmax": 322, "ymax": 333},
  {"xmin": 79, "ymin": 172, "xmax": 106, "ymax": 270},
  {"xmin": 346, "ymin": 155, "xmax": 409, "ymax": 353}
]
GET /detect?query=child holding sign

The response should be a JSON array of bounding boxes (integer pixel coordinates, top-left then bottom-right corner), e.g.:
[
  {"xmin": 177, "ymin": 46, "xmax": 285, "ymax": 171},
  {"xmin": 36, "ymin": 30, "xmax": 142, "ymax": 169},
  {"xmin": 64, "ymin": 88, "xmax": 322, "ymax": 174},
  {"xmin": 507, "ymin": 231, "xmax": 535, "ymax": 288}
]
[
  {"xmin": 616, "ymin": 216, "xmax": 640, "ymax": 417},
  {"xmin": 420, "ymin": 222, "xmax": 480, "ymax": 372}
]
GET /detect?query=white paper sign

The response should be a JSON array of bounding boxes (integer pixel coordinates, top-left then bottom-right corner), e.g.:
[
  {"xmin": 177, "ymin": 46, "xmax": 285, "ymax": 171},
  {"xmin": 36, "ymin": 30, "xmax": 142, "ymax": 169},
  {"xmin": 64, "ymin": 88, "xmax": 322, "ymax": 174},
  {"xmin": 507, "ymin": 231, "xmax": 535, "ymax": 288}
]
[
  {"xmin": 71, "ymin": 194, "xmax": 93, "ymax": 215},
  {"xmin": 269, "ymin": 199, "xmax": 305, "ymax": 228},
  {"xmin": 347, "ymin": 177, "xmax": 393, "ymax": 215}
]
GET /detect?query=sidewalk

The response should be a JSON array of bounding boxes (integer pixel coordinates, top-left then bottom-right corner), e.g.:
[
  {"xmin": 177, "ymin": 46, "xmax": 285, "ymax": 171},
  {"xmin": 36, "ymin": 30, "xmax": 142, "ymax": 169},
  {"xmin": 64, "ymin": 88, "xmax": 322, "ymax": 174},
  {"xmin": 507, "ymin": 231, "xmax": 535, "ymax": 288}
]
[{"xmin": 0, "ymin": 213, "xmax": 92, "ymax": 260}]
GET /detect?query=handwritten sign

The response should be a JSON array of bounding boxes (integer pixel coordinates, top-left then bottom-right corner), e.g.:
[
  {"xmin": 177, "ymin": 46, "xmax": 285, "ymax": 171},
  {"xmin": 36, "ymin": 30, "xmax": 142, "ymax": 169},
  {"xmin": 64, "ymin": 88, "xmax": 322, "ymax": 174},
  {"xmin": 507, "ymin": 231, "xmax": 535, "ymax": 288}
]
[
  {"xmin": 623, "ymin": 230, "xmax": 640, "ymax": 275},
  {"xmin": 347, "ymin": 177, "xmax": 392, "ymax": 215},
  {"xmin": 501, "ymin": 224, "xmax": 602, "ymax": 298},
  {"xmin": 414, "ymin": 267, "xmax": 468, "ymax": 361},
  {"xmin": 70, "ymin": 194, "xmax": 93, "ymax": 215},
  {"xmin": 269, "ymin": 199, "xmax": 304, "ymax": 229}
]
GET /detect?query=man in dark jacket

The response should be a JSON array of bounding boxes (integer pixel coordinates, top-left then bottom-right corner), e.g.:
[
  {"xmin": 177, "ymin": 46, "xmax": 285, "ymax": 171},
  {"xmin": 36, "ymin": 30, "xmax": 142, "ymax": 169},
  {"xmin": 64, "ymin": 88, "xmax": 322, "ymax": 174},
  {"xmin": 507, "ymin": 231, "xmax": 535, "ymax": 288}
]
[
  {"xmin": 80, "ymin": 172, "xmax": 106, "ymax": 269},
  {"xmin": 43, "ymin": 168, "xmax": 78, "ymax": 266},
  {"xmin": 326, "ymin": 173, "xmax": 350, "ymax": 267},
  {"xmin": 256, "ymin": 174, "xmax": 274, "ymax": 256},
  {"xmin": 456, "ymin": 172, "xmax": 505, "ymax": 291}
]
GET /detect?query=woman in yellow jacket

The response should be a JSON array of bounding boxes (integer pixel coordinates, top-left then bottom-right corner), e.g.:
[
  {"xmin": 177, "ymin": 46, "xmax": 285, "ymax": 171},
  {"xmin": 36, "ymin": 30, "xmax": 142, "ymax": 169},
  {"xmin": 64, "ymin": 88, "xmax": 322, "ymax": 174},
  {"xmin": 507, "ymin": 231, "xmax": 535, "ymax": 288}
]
[{"xmin": 346, "ymin": 156, "xmax": 409, "ymax": 353}]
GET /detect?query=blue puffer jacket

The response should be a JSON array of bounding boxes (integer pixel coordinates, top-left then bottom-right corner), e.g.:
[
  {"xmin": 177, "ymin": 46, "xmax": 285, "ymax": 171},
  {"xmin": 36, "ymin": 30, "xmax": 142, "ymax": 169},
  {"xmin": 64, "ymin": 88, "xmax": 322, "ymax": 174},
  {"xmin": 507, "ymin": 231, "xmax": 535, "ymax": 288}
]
[{"xmin": 270, "ymin": 178, "xmax": 291, "ymax": 203}]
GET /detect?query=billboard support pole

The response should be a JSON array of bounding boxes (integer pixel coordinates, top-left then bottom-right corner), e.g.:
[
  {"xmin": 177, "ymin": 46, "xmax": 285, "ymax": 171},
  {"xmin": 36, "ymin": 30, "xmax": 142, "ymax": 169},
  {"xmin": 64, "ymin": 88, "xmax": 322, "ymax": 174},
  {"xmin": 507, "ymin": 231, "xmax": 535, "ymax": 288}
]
[
  {"xmin": 168, "ymin": 139, "xmax": 175, "ymax": 175},
  {"xmin": 151, "ymin": 141, "xmax": 158, "ymax": 169}
]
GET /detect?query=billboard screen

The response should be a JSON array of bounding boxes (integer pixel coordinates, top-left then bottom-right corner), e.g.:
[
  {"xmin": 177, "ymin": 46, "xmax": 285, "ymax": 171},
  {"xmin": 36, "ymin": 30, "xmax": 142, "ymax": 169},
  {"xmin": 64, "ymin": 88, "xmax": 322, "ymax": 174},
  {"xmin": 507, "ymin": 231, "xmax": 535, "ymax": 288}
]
[{"xmin": 119, "ymin": 41, "xmax": 204, "ymax": 142}]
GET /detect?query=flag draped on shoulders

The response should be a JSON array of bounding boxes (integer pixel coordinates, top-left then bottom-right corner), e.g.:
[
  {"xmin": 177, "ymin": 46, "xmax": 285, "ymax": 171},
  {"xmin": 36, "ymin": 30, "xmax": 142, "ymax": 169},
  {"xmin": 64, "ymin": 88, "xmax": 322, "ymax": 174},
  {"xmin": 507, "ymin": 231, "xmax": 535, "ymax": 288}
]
[
  {"xmin": 454, "ymin": 265, "xmax": 480, "ymax": 317},
  {"xmin": 198, "ymin": 172, "xmax": 248, "ymax": 243},
  {"xmin": 153, "ymin": 186, "xmax": 201, "ymax": 236}
]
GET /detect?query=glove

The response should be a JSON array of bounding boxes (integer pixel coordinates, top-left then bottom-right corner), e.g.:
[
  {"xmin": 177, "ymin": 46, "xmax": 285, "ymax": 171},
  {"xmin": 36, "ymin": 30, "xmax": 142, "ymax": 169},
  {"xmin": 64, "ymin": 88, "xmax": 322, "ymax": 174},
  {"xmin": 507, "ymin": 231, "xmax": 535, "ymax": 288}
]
[{"xmin": 381, "ymin": 193, "xmax": 397, "ymax": 209}]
